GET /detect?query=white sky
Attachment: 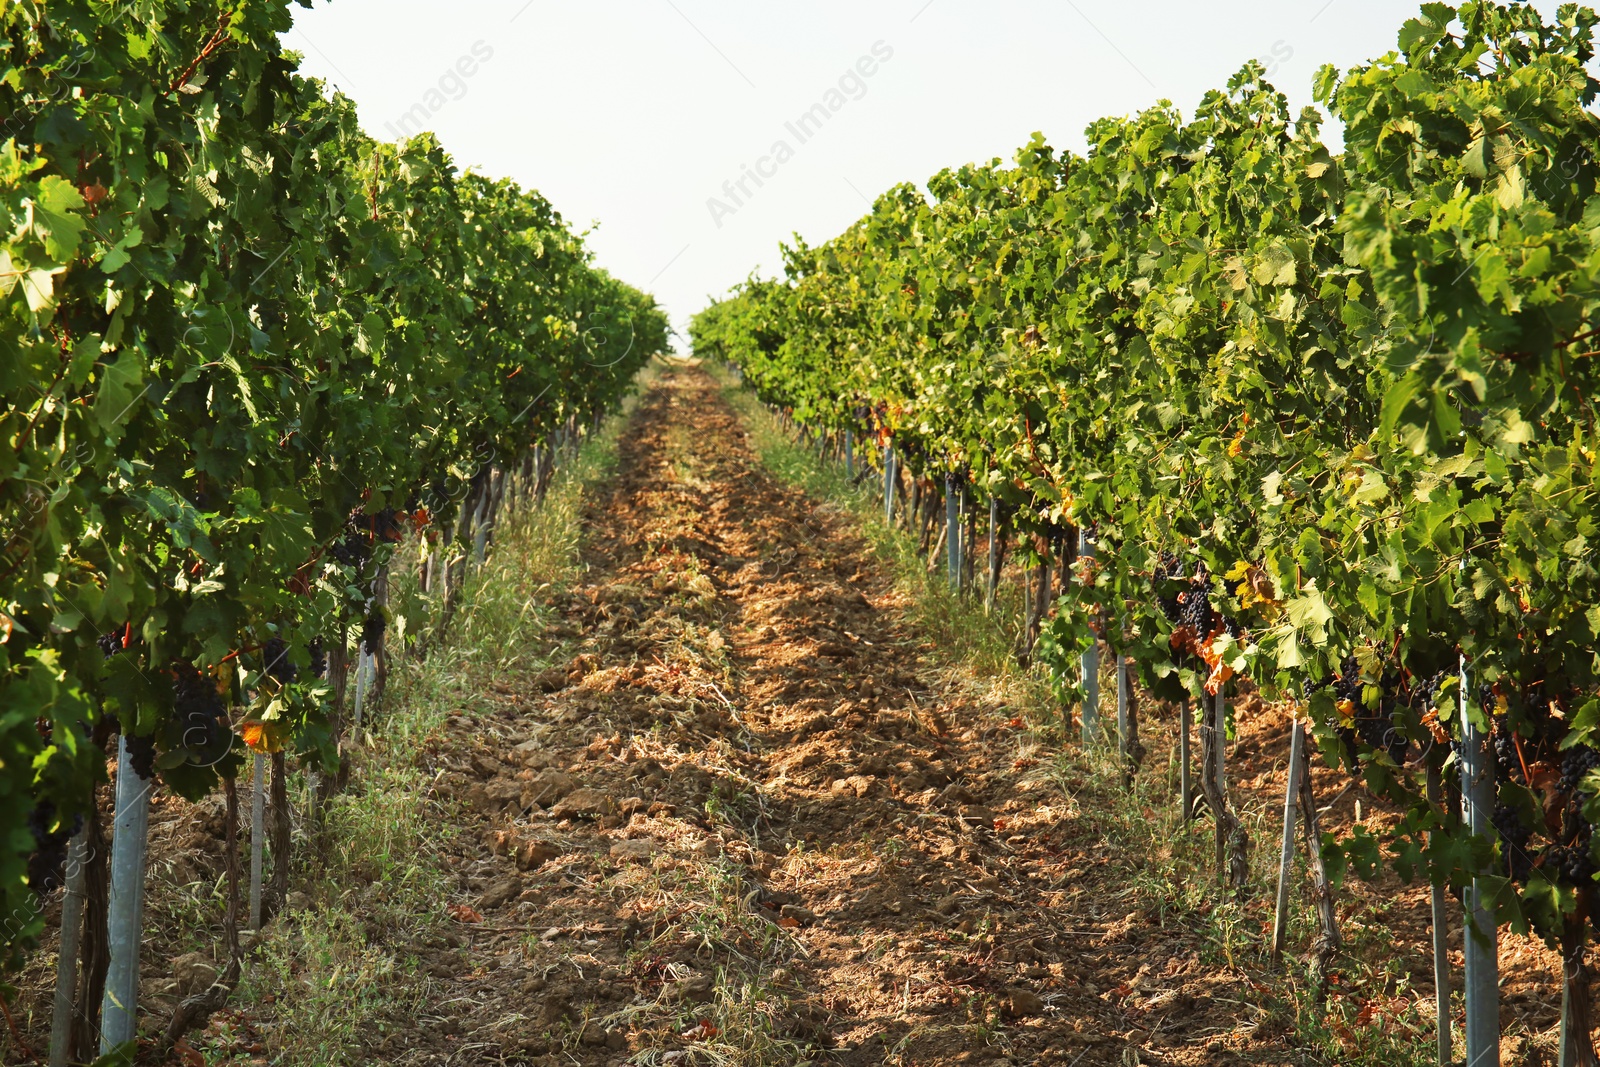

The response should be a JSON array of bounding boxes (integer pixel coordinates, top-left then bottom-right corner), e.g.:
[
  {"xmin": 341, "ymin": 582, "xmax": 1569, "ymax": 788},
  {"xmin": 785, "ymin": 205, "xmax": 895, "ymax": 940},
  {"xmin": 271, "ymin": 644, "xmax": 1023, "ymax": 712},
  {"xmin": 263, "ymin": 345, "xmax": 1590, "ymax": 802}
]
[{"xmin": 283, "ymin": 0, "xmax": 1566, "ymax": 346}]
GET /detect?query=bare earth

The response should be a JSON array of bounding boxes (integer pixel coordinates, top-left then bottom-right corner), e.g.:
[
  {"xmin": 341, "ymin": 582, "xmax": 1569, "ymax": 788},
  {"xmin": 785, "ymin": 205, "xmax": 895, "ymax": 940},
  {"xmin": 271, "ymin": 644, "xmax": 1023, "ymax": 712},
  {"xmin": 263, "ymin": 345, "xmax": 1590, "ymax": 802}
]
[{"xmin": 378, "ymin": 368, "xmax": 1299, "ymax": 1066}]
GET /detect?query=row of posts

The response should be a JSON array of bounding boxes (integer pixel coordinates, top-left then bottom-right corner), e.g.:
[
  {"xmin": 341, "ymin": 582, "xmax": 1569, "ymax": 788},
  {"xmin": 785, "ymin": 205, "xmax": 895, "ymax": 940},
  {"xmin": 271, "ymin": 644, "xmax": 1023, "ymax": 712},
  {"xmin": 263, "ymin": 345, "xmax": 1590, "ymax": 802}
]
[
  {"xmin": 61, "ymin": 416, "xmax": 601, "ymax": 1062},
  {"xmin": 867, "ymin": 440, "xmax": 1502, "ymax": 1067}
]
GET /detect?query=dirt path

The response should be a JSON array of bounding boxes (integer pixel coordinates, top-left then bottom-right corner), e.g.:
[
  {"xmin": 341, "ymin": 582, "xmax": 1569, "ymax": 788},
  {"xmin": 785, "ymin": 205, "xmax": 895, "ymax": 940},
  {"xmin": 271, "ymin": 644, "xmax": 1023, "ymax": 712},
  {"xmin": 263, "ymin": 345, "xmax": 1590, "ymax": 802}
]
[{"xmin": 399, "ymin": 366, "xmax": 1284, "ymax": 1067}]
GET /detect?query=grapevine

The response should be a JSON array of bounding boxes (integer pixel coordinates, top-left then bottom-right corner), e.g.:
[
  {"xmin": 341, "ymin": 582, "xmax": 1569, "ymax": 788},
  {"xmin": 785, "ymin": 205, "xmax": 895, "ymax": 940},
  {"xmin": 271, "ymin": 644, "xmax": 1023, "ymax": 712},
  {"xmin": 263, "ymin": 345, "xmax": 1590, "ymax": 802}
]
[{"xmin": 692, "ymin": 4, "xmax": 1600, "ymax": 1058}]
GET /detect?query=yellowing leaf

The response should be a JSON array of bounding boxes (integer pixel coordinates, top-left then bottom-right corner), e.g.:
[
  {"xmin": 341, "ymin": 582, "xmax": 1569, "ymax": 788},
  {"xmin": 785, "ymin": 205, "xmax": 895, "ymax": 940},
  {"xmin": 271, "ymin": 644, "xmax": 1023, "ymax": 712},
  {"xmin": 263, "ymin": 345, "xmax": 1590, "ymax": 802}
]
[
  {"xmin": 1252, "ymin": 244, "xmax": 1297, "ymax": 287},
  {"xmin": 22, "ymin": 265, "xmax": 64, "ymax": 314},
  {"xmin": 1223, "ymin": 256, "xmax": 1249, "ymax": 291},
  {"xmin": 1495, "ymin": 165, "xmax": 1525, "ymax": 210},
  {"xmin": 2, "ymin": 250, "xmax": 64, "ymax": 314},
  {"xmin": 240, "ymin": 719, "xmax": 288, "ymax": 754},
  {"xmin": 32, "ymin": 175, "xmax": 88, "ymax": 261}
]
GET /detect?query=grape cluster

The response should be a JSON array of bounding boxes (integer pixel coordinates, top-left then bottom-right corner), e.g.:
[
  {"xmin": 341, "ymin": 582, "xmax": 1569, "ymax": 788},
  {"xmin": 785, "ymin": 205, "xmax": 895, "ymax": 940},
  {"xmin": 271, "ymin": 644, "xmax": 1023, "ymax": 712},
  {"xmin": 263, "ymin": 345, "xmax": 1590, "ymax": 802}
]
[
  {"xmin": 1490, "ymin": 716, "xmax": 1523, "ymax": 784},
  {"xmin": 309, "ymin": 637, "xmax": 327, "ymax": 680},
  {"xmin": 328, "ymin": 509, "xmax": 376, "ymax": 568},
  {"xmin": 1308, "ymin": 655, "xmax": 1408, "ymax": 768},
  {"xmin": 172, "ymin": 663, "xmax": 231, "ymax": 762},
  {"xmin": 327, "ymin": 530, "xmax": 372, "ymax": 568},
  {"xmin": 1151, "ymin": 552, "xmax": 1183, "ymax": 623},
  {"xmin": 361, "ymin": 612, "xmax": 386, "ymax": 655},
  {"xmin": 1353, "ymin": 712, "xmax": 1405, "ymax": 764},
  {"xmin": 1549, "ymin": 769, "xmax": 1600, "ymax": 890},
  {"xmin": 1493, "ymin": 802, "xmax": 1535, "ymax": 883},
  {"xmin": 124, "ymin": 733, "xmax": 157, "ymax": 780},
  {"xmin": 1561, "ymin": 747, "xmax": 1600, "ymax": 798},
  {"xmin": 97, "ymin": 629, "xmax": 124, "ymax": 658},
  {"xmin": 1177, "ymin": 578, "xmax": 1214, "ymax": 638},
  {"xmin": 371, "ymin": 507, "xmax": 402, "ymax": 544},
  {"xmin": 1410, "ymin": 668, "xmax": 1452, "ymax": 712},
  {"xmin": 1548, "ymin": 837, "xmax": 1597, "ymax": 885},
  {"xmin": 1330, "ymin": 655, "xmax": 1363, "ymax": 708},
  {"xmin": 262, "ymin": 637, "xmax": 297, "ymax": 684}
]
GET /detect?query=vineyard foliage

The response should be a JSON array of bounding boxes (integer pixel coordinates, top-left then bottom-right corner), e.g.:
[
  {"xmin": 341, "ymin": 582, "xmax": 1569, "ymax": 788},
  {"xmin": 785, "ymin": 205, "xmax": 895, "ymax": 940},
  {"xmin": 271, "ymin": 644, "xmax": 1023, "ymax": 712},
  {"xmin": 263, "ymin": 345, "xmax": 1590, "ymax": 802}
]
[
  {"xmin": 694, "ymin": 2, "xmax": 1600, "ymax": 947},
  {"xmin": 1, "ymin": 1, "xmax": 667, "ymax": 963}
]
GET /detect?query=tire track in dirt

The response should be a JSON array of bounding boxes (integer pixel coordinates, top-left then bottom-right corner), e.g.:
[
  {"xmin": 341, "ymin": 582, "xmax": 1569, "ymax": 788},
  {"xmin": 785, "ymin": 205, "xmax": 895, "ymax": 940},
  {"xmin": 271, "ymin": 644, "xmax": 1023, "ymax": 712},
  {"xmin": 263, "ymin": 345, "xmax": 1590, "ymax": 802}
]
[{"xmin": 422, "ymin": 367, "xmax": 1265, "ymax": 1066}]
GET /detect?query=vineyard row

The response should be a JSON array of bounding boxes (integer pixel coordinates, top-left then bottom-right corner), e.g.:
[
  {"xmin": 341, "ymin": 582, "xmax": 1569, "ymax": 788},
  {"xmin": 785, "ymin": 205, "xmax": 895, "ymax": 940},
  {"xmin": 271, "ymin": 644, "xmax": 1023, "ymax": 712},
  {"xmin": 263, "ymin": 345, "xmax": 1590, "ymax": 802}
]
[
  {"xmin": 692, "ymin": 5, "xmax": 1600, "ymax": 1064},
  {"xmin": 2, "ymin": 2, "xmax": 668, "ymax": 1060}
]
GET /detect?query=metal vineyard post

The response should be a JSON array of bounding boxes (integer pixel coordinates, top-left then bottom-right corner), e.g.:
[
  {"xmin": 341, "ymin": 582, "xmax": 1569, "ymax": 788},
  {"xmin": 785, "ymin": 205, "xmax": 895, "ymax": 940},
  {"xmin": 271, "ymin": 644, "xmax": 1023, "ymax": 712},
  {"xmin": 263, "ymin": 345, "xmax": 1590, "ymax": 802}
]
[
  {"xmin": 1271, "ymin": 721, "xmax": 1305, "ymax": 964},
  {"xmin": 101, "ymin": 737, "xmax": 151, "ymax": 1054},
  {"xmin": 1079, "ymin": 527, "xmax": 1099, "ymax": 743},
  {"xmin": 985, "ymin": 497, "xmax": 1000, "ymax": 613},
  {"xmin": 1426, "ymin": 757, "xmax": 1453, "ymax": 1067},
  {"xmin": 1116, "ymin": 656, "xmax": 1131, "ymax": 765},
  {"xmin": 884, "ymin": 447, "xmax": 896, "ymax": 525},
  {"xmin": 1461, "ymin": 649, "xmax": 1500, "ymax": 1067},
  {"xmin": 250, "ymin": 753, "xmax": 265, "ymax": 930},
  {"xmin": 945, "ymin": 475, "xmax": 961, "ymax": 590},
  {"xmin": 1179, "ymin": 697, "xmax": 1193, "ymax": 821}
]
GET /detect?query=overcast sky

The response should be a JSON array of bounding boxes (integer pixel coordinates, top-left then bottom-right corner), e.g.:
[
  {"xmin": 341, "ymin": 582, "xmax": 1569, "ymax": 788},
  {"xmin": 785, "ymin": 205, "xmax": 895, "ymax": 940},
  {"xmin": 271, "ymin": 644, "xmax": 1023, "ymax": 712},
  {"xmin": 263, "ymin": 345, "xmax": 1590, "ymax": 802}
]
[{"xmin": 283, "ymin": 0, "xmax": 1565, "ymax": 346}]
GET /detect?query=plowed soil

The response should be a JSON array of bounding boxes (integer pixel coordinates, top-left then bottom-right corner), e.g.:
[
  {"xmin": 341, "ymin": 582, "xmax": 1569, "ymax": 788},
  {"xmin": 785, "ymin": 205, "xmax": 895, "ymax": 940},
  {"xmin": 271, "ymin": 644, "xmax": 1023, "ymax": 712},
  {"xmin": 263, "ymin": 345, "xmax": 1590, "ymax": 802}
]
[
  {"xmin": 354, "ymin": 365, "xmax": 1314, "ymax": 1066},
  {"xmin": 383, "ymin": 366, "xmax": 1272, "ymax": 1065}
]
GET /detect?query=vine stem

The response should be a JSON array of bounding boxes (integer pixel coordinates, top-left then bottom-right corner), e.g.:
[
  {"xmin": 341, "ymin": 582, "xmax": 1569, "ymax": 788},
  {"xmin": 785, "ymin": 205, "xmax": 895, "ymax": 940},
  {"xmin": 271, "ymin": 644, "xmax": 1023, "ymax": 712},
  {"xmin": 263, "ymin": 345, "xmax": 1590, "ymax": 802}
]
[
  {"xmin": 48, "ymin": 829, "xmax": 89, "ymax": 1067},
  {"xmin": 1079, "ymin": 528, "xmax": 1099, "ymax": 743},
  {"xmin": 168, "ymin": 14, "xmax": 234, "ymax": 93},
  {"xmin": 1426, "ymin": 758, "xmax": 1453, "ymax": 1067}
]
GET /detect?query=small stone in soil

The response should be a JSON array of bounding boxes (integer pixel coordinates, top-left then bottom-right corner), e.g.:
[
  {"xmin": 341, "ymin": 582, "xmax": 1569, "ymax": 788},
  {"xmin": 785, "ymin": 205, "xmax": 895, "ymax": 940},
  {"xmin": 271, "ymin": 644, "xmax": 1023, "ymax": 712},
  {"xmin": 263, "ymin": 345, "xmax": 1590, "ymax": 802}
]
[
  {"xmin": 670, "ymin": 975, "xmax": 715, "ymax": 1003},
  {"xmin": 169, "ymin": 951, "xmax": 218, "ymax": 997},
  {"xmin": 523, "ymin": 769, "xmax": 579, "ymax": 806},
  {"xmin": 610, "ymin": 839, "xmax": 657, "ymax": 863},
  {"xmin": 940, "ymin": 783, "xmax": 976, "ymax": 805},
  {"xmin": 480, "ymin": 875, "xmax": 522, "ymax": 909},
  {"xmin": 516, "ymin": 840, "xmax": 561, "ymax": 870},
  {"xmin": 548, "ymin": 787, "xmax": 615, "ymax": 820},
  {"xmin": 1004, "ymin": 988, "xmax": 1045, "ymax": 1017},
  {"xmin": 780, "ymin": 904, "xmax": 819, "ymax": 925}
]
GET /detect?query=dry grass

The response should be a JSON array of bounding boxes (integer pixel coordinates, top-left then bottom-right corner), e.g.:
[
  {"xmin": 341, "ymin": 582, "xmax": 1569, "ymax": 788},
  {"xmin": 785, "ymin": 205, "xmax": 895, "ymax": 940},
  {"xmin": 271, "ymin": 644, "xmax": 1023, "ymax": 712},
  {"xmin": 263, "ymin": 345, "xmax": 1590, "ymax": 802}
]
[{"xmin": 204, "ymin": 392, "xmax": 643, "ymax": 1066}]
